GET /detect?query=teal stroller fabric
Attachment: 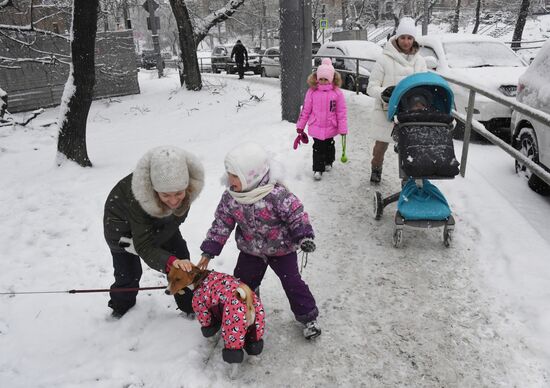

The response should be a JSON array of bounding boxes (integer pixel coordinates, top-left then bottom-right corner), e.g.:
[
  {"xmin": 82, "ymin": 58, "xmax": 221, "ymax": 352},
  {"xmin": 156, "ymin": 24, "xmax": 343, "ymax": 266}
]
[{"xmin": 398, "ymin": 179, "xmax": 451, "ymax": 220}]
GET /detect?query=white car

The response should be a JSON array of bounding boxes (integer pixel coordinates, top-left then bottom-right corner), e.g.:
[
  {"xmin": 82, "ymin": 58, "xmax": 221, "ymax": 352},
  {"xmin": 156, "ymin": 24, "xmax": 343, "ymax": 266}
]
[
  {"xmin": 510, "ymin": 38, "xmax": 550, "ymax": 195},
  {"xmin": 315, "ymin": 40, "xmax": 382, "ymax": 93},
  {"xmin": 260, "ymin": 47, "xmax": 280, "ymax": 78},
  {"xmin": 416, "ymin": 34, "xmax": 528, "ymax": 139}
]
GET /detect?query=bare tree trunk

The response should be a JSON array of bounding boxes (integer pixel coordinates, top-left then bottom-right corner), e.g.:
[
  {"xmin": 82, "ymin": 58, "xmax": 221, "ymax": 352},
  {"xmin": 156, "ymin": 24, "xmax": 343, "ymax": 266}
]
[
  {"xmin": 451, "ymin": 0, "xmax": 461, "ymax": 33},
  {"xmin": 312, "ymin": 0, "xmax": 320, "ymax": 42},
  {"xmin": 341, "ymin": 0, "xmax": 348, "ymax": 30},
  {"xmin": 169, "ymin": 0, "xmax": 202, "ymax": 90},
  {"xmin": 259, "ymin": 0, "xmax": 265, "ymax": 49},
  {"xmin": 512, "ymin": 0, "xmax": 530, "ymax": 49},
  {"xmin": 56, "ymin": 0, "xmax": 98, "ymax": 167},
  {"xmin": 422, "ymin": 0, "xmax": 429, "ymax": 35},
  {"xmin": 472, "ymin": 0, "xmax": 482, "ymax": 33},
  {"xmin": 168, "ymin": 0, "xmax": 245, "ymax": 89}
]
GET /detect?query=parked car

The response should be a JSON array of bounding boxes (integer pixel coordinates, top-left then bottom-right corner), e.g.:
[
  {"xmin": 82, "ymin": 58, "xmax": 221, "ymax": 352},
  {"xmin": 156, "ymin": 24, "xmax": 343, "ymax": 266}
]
[
  {"xmin": 259, "ymin": 43, "xmax": 329, "ymax": 79},
  {"xmin": 510, "ymin": 38, "xmax": 550, "ymax": 195},
  {"xmin": 210, "ymin": 45, "xmax": 262, "ymax": 75},
  {"xmin": 260, "ymin": 47, "xmax": 280, "ymax": 78},
  {"xmin": 196, "ymin": 50, "xmax": 212, "ymax": 72},
  {"xmin": 312, "ymin": 41, "xmax": 321, "ymax": 55},
  {"xmin": 416, "ymin": 34, "xmax": 528, "ymax": 139},
  {"xmin": 315, "ymin": 40, "xmax": 382, "ymax": 93}
]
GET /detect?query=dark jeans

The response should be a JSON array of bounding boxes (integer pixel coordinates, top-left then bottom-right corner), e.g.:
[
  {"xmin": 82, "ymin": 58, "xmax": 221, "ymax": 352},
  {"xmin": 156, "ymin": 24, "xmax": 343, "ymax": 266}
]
[
  {"xmin": 236, "ymin": 61, "xmax": 245, "ymax": 79},
  {"xmin": 233, "ymin": 251, "xmax": 318, "ymax": 324},
  {"xmin": 109, "ymin": 232, "xmax": 192, "ymax": 314},
  {"xmin": 313, "ymin": 138, "xmax": 335, "ymax": 172}
]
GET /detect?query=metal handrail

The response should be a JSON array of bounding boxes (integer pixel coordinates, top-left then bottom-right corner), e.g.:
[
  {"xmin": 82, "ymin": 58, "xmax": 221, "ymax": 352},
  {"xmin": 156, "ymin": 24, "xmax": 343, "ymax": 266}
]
[
  {"xmin": 505, "ymin": 39, "xmax": 547, "ymax": 45},
  {"xmin": 505, "ymin": 39, "xmax": 546, "ymax": 51},
  {"xmin": 439, "ymin": 72, "xmax": 550, "ymax": 186}
]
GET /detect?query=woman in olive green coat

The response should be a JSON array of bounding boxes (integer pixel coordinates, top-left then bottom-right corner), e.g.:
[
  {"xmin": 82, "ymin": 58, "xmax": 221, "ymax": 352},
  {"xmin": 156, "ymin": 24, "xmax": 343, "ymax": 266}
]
[{"xmin": 103, "ymin": 146, "xmax": 204, "ymax": 318}]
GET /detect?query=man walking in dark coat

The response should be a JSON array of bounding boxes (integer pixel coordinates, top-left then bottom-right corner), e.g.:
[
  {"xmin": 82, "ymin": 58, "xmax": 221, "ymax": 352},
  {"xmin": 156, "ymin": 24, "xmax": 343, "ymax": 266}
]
[{"xmin": 231, "ymin": 40, "xmax": 249, "ymax": 79}]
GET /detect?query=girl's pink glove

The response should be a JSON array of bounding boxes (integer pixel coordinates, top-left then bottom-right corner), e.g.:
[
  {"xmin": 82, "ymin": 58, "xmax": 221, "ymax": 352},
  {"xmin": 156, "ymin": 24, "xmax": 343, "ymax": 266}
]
[{"xmin": 293, "ymin": 130, "xmax": 309, "ymax": 149}]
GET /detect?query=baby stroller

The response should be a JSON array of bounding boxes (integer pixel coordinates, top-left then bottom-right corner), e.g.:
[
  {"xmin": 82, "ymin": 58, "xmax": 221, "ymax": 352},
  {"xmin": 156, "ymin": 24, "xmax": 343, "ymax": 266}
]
[{"xmin": 372, "ymin": 72, "xmax": 460, "ymax": 247}]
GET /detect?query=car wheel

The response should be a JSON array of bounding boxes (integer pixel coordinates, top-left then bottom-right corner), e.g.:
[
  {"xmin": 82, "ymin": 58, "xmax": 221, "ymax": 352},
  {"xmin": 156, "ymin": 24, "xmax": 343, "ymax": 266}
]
[
  {"xmin": 345, "ymin": 76, "xmax": 355, "ymax": 91},
  {"xmin": 261, "ymin": 68, "xmax": 267, "ymax": 78},
  {"xmin": 514, "ymin": 128, "xmax": 550, "ymax": 196}
]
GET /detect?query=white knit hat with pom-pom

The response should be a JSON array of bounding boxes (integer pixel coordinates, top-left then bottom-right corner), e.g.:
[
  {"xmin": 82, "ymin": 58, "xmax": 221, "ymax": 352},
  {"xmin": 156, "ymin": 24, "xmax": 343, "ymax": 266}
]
[{"xmin": 316, "ymin": 58, "xmax": 335, "ymax": 83}]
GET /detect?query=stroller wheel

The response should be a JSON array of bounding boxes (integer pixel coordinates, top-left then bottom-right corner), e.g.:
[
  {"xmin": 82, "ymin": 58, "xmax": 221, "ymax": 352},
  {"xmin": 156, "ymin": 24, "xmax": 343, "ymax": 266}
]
[
  {"xmin": 443, "ymin": 226, "xmax": 453, "ymax": 248},
  {"xmin": 392, "ymin": 228, "xmax": 403, "ymax": 248},
  {"xmin": 373, "ymin": 191, "xmax": 383, "ymax": 220}
]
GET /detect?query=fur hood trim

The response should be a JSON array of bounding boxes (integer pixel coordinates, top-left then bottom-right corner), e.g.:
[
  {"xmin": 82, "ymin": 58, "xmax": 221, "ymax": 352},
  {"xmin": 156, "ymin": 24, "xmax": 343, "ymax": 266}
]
[
  {"xmin": 131, "ymin": 148, "xmax": 205, "ymax": 218},
  {"xmin": 387, "ymin": 37, "xmax": 420, "ymax": 65}
]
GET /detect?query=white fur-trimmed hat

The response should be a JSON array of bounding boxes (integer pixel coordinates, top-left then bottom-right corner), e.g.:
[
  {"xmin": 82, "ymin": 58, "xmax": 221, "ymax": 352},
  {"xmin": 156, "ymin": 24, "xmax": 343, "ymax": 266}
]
[
  {"xmin": 149, "ymin": 146, "xmax": 189, "ymax": 192},
  {"xmin": 396, "ymin": 17, "xmax": 417, "ymax": 39},
  {"xmin": 224, "ymin": 142, "xmax": 270, "ymax": 191}
]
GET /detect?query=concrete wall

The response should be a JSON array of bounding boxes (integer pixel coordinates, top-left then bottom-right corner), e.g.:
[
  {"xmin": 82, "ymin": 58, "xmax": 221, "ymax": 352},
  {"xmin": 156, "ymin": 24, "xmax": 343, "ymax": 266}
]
[{"xmin": 0, "ymin": 29, "xmax": 140, "ymax": 113}]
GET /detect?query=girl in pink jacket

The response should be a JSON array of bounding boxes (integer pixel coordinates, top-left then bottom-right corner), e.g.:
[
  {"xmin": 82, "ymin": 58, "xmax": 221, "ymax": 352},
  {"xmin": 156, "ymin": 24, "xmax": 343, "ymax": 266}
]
[{"xmin": 296, "ymin": 58, "xmax": 348, "ymax": 180}]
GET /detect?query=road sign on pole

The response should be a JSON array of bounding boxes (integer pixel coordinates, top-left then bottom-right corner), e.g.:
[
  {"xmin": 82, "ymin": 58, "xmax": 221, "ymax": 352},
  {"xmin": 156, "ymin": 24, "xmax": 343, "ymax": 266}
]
[
  {"xmin": 147, "ymin": 16, "xmax": 160, "ymax": 30},
  {"xmin": 142, "ymin": 0, "xmax": 159, "ymax": 13},
  {"xmin": 320, "ymin": 19, "xmax": 328, "ymax": 30}
]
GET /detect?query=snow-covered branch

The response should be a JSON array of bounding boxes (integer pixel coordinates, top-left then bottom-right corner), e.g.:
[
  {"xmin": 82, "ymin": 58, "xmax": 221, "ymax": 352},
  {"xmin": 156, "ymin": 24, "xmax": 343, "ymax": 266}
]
[
  {"xmin": 0, "ymin": 55, "xmax": 69, "ymax": 68},
  {"xmin": 236, "ymin": 86, "xmax": 265, "ymax": 111},
  {"xmin": 193, "ymin": 0, "xmax": 246, "ymax": 44},
  {"xmin": 0, "ymin": 23, "xmax": 70, "ymax": 40},
  {"xmin": 0, "ymin": 108, "xmax": 45, "ymax": 127}
]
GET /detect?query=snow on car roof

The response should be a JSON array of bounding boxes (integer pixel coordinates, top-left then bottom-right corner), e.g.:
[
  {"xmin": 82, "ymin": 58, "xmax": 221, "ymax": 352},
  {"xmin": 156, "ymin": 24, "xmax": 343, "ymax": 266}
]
[
  {"xmin": 418, "ymin": 33, "xmax": 504, "ymax": 44},
  {"xmin": 319, "ymin": 40, "xmax": 382, "ymax": 60}
]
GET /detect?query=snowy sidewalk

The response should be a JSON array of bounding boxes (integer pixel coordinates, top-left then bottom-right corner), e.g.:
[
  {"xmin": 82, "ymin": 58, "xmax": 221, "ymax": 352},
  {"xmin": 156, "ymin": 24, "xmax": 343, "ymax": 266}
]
[
  {"xmin": 229, "ymin": 90, "xmax": 549, "ymax": 386},
  {"xmin": 0, "ymin": 71, "xmax": 548, "ymax": 387}
]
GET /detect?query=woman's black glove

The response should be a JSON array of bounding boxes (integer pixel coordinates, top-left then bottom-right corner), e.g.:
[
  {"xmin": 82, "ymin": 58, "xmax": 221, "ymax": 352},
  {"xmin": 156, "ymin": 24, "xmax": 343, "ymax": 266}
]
[{"xmin": 381, "ymin": 86, "xmax": 395, "ymax": 103}]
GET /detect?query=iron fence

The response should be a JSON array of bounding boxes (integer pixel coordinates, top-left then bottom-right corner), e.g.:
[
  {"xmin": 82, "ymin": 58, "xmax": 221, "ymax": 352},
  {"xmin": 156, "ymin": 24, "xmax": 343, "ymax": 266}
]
[{"xmin": 440, "ymin": 72, "xmax": 550, "ymax": 186}]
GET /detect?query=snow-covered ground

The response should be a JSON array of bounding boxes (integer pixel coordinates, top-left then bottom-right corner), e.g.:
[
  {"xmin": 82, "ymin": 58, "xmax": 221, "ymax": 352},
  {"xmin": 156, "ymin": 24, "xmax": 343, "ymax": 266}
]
[{"xmin": 1, "ymin": 68, "xmax": 550, "ymax": 387}]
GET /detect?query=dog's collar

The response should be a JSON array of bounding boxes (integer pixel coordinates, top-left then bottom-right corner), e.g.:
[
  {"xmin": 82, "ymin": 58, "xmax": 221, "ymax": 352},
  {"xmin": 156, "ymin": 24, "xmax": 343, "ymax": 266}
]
[{"xmin": 190, "ymin": 269, "xmax": 211, "ymax": 290}]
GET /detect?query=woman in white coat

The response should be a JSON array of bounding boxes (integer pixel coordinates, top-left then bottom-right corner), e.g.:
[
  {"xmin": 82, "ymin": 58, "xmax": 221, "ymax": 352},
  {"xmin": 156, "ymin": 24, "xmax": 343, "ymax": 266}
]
[{"xmin": 366, "ymin": 17, "xmax": 427, "ymax": 183}]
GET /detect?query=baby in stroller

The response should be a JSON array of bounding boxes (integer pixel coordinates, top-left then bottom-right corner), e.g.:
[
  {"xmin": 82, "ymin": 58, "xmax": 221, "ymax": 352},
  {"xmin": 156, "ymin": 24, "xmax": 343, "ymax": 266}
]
[{"xmin": 373, "ymin": 72, "xmax": 459, "ymax": 247}]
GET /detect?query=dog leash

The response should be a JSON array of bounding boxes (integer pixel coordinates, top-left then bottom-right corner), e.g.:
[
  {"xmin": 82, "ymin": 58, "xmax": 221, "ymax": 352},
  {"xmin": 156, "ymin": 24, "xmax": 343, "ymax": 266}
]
[
  {"xmin": 299, "ymin": 251, "xmax": 309, "ymax": 274},
  {"xmin": 0, "ymin": 286, "xmax": 166, "ymax": 295}
]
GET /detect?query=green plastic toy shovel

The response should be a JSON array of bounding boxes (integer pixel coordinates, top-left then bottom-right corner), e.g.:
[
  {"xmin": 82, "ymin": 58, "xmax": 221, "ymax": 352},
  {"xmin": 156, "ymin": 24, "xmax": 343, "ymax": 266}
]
[{"xmin": 340, "ymin": 135, "xmax": 348, "ymax": 163}]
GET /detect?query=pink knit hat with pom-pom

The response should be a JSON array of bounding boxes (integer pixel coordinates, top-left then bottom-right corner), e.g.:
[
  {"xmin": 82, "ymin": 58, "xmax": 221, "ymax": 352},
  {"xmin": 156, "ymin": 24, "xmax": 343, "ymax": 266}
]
[{"xmin": 316, "ymin": 58, "xmax": 335, "ymax": 82}]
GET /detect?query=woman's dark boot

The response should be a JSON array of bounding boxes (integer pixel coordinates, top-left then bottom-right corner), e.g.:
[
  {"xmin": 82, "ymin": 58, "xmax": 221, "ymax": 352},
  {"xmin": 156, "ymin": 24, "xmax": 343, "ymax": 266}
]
[{"xmin": 370, "ymin": 167, "xmax": 383, "ymax": 183}]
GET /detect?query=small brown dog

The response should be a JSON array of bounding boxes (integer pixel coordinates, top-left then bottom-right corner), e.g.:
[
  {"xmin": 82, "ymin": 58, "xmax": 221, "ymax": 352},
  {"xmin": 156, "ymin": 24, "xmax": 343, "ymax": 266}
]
[
  {"xmin": 166, "ymin": 265, "xmax": 256, "ymax": 324},
  {"xmin": 166, "ymin": 264, "xmax": 265, "ymax": 364}
]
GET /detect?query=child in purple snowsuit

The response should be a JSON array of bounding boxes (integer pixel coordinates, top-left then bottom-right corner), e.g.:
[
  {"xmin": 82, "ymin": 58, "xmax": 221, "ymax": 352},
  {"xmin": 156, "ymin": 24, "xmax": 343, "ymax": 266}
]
[{"xmin": 197, "ymin": 142, "xmax": 321, "ymax": 340}]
